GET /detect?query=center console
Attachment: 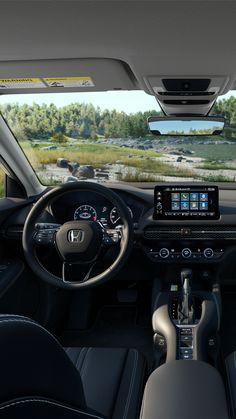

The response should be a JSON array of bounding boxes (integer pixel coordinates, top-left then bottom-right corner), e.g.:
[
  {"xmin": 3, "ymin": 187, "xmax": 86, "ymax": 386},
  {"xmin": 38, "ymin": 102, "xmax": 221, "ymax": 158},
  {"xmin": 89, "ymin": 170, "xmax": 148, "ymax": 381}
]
[
  {"xmin": 140, "ymin": 184, "xmax": 230, "ymax": 418},
  {"xmin": 152, "ymin": 269, "xmax": 220, "ymax": 364},
  {"xmin": 140, "ymin": 360, "xmax": 229, "ymax": 419}
]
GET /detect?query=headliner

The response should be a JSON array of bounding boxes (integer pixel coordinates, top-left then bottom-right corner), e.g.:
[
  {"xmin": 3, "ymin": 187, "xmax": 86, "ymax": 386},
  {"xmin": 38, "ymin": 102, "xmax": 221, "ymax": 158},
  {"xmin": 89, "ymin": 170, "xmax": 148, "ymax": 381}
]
[{"xmin": 0, "ymin": 1, "xmax": 235, "ymax": 114}]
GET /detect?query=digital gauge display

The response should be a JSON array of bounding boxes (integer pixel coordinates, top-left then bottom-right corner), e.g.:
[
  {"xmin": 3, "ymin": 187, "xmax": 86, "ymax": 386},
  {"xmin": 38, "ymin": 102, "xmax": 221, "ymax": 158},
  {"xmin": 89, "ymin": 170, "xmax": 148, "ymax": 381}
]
[
  {"xmin": 73, "ymin": 204, "xmax": 134, "ymax": 226},
  {"xmin": 110, "ymin": 206, "xmax": 133, "ymax": 225},
  {"xmin": 74, "ymin": 205, "xmax": 97, "ymax": 221}
]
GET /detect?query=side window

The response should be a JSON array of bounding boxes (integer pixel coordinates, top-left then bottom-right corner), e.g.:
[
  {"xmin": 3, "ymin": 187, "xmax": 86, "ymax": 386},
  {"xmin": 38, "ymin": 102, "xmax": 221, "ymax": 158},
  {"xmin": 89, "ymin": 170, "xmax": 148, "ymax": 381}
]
[{"xmin": 0, "ymin": 167, "xmax": 5, "ymax": 197}]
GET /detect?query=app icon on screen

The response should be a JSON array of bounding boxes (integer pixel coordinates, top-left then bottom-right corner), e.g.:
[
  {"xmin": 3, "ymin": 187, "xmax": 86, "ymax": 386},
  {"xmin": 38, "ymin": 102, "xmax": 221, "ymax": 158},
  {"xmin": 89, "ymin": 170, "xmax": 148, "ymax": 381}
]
[
  {"xmin": 190, "ymin": 201, "xmax": 198, "ymax": 210},
  {"xmin": 181, "ymin": 193, "xmax": 189, "ymax": 201},
  {"xmin": 171, "ymin": 193, "xmax": 180, "ymax": 201},
  {"xmin": 190, "ymin": 193, "xmax": 198, "ymax": 201},
  {"xmin": 200, "ymin": 202, "xmax": 208, "ymax": 210},
  {"xmin": 200, "ymin": 193, "xmax": 208, "ymax": 201},
  {"xmin": 172, "ymin": 202, "xmax": 180, "ymax": 211},
  {"xmin": 181, "ymin": 201, "xmax": 189, "ymax": 210}
]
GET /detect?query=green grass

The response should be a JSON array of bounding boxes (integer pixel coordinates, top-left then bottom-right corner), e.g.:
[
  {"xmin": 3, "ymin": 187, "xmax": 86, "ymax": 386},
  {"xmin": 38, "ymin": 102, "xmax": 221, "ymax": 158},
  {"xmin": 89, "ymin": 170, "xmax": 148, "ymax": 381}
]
[
  {"xmin": 196, "ymin": 162, "xmax": 233, "ymax": 170},
  {"xmin": 21, "ymin": 140, "xmax": 197, "ymax": 179},
  {"xmin": 18, "ymin": 139, "xmax": 236, "ymax": 184},
  {"xmin": 200, "ymin": 174, "xmax": 234, "ymax": 182},
  {"xmin": 118, "ymin": 170, "xmax": 160, "ymax": 182},
  {"xmin": 0, "ymin": 170, "xmax": 5, "ymax": 197},
  {"xmin": 187, "ymin": 144, "xmax": 236, "ymax": 161},
  {"xmin": 20, "ymin": 141, "xmax": 162, "ymax": 169}
]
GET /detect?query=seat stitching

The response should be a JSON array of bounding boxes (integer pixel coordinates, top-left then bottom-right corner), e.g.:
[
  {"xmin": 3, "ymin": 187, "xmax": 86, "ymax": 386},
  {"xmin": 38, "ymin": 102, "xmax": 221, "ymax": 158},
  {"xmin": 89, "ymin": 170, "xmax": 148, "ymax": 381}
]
[
  {"xmin": 0, "ymin": 399, "xmax": 104, "ymax": 418},
  {"xmin": 76, "ymin": 347, "xmax": 86, "ymax": 370},
  {"xmin": 78, "ymin": 348, "xmax": 89, "ymax": 376},
  {"xmin": 110, "ymin": 349, "xmax": 129, "ymax": 418},
  {"xmin": 81, "ymin": 348, "xmax": 92, "ymax": 379},
  {"xmin": 123, "ymin": 349, "xmax": 138, "ymax": 419},
  {"xmin": 226, "ymin": 356, "xmax": 236, "ymax": 418}
]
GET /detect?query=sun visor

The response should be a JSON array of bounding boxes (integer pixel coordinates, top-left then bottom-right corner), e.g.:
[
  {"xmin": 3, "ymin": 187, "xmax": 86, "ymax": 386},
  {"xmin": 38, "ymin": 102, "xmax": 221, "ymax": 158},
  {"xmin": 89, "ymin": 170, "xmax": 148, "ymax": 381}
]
[{"xmin": 0, "ymin": 59, "xmax": 138, "ymax": 94}]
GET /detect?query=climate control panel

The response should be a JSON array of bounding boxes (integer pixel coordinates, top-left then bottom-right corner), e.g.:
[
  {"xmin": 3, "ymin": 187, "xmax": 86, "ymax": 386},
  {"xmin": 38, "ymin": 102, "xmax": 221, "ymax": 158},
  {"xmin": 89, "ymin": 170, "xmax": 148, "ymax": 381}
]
[{"xmin": 146, "ymin": 245, "xmax": 224, "ymax": 262}]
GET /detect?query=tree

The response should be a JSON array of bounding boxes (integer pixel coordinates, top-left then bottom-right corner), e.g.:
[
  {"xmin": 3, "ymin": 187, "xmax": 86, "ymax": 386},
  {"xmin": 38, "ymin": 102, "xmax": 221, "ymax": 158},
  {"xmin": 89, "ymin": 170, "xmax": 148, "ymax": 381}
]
[{"xmin": 52, "ymin": 132, "xmax": 68, "ymax": 143}]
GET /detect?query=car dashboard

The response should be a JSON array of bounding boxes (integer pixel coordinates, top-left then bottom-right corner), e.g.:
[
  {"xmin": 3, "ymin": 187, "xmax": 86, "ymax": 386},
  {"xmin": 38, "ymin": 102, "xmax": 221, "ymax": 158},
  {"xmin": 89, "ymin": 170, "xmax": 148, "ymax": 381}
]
[
  {"xmin": 2, "ymin": 183, "xmax": 236, "ymax": 283},
  {"xmin": 49, "ymin": 190, "xmax": 147, "ymax": 228}
]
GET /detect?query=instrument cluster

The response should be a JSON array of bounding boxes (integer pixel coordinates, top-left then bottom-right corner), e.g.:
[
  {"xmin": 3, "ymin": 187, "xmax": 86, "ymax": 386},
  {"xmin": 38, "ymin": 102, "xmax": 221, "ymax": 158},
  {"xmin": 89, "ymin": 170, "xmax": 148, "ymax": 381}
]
[
  {"xmin": 49, "ymin": 190, "xmax": 145, "ymax": 227},
  {"xmin": 73, "ymin": 203, "xmax": 133, "ymax": 227}
]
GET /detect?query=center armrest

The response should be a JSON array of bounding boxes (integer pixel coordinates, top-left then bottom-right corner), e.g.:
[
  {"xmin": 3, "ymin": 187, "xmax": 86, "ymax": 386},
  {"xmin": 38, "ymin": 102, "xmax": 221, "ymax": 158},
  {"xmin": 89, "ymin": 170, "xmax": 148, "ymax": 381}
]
[{"xmin": 140, "ymin": 360, "xmax": 229, "ymax": 419}]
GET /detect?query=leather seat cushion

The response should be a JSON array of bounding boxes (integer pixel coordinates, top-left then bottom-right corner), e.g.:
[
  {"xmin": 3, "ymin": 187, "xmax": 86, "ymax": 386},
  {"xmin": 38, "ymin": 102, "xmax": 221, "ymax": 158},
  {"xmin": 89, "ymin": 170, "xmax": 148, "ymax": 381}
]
[{"xmin": 65, "ymin": 347, "xmax": 146, "ymax": 419}]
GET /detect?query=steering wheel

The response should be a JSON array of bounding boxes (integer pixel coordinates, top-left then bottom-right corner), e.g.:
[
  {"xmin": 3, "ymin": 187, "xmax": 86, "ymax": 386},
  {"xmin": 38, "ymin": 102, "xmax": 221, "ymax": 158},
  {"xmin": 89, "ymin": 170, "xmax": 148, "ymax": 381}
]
[{"xmin": 22, "ymin": 182, "xmax": 133, "ymax": 289}]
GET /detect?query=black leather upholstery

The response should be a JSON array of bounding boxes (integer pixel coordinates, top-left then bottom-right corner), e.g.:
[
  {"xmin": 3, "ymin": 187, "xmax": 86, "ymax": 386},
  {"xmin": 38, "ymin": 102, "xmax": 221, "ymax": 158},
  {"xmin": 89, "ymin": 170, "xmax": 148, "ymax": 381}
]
[
  {"xmin": 0, "ymin": 398, "xmax": 104, "ymax": 419},
  {"xmin": 225, "ymin": 351, "xmax": 236, "ymax": 418},
  {"xmin": 0, "ymin": 315, "xmax": 146, "ymax": 419},
  {"xmin": 65, "ymin": 347, "xmax": 146, "ymax": 419},
  {"xmin": 141, "ymin": 360, "xmax": 229, "ymax": 419}
]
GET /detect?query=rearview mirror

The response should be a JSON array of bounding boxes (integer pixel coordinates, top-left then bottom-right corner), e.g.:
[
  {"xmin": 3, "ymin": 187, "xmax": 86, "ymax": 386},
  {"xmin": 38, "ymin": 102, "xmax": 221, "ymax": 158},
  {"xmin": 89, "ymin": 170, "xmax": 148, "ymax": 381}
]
[{"xmin": 148, "ymin": 116, "xmax": 225, "ymax": 136}]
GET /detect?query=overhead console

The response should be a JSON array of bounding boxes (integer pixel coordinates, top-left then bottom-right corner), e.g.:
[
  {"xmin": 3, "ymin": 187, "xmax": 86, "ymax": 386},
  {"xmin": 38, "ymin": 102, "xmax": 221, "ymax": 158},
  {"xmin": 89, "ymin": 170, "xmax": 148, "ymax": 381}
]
[{"xmin": 144, "ymin": 76, "xmax": 229, "ymax": 116}]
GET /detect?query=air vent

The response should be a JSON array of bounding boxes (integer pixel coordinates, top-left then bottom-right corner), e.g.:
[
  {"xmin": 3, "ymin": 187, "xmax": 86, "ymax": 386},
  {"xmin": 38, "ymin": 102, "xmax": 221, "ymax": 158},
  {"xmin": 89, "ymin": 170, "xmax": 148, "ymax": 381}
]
[
  {"xmin": 3, "ymin": 225, "xmax": 23, "ymax": 239},
  {"xmin": 144, "ymin": 226, "xmax": 236, "ymax": 240}
]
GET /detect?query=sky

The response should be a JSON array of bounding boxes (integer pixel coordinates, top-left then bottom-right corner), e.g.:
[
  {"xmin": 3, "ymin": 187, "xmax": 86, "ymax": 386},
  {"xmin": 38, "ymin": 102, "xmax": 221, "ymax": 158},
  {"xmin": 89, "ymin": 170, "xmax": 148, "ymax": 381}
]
[
  {"xmin": 0, "ymin": 89, "xmax": 235, "ymax": 114},
  {"xmin": 0, "ymin": 91, "xmax": 160, "ymax": 114}
]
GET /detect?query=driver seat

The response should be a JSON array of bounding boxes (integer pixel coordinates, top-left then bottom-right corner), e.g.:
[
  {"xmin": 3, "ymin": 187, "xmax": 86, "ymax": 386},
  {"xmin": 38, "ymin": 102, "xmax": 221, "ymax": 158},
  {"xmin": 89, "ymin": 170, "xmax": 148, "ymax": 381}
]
[{"xmin": 0, "ymin": 315, "xmax": 146, "ymax": 419}]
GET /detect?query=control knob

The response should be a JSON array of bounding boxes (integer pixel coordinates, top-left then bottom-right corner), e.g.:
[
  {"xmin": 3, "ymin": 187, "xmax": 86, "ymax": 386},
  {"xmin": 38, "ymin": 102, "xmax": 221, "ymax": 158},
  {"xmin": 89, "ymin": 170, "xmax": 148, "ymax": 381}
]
[
  {"xmin": 159, "ymin": 248, "xmax": 169, "ymax": 258},
  {"xmin": 204, "ymin": 248, "xmax": 214, "ymax": 259},
  {"xmin": 182, "ymin": 248, "xmax": 192, "ymax": 258}
]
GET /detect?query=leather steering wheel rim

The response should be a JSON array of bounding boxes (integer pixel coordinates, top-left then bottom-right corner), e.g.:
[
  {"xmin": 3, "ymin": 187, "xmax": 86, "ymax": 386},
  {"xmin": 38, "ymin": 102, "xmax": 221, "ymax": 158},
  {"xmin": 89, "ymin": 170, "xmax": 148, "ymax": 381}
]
[{"xmin": 22, "ymin": 182, "xmax": 133, "ymax": 289}]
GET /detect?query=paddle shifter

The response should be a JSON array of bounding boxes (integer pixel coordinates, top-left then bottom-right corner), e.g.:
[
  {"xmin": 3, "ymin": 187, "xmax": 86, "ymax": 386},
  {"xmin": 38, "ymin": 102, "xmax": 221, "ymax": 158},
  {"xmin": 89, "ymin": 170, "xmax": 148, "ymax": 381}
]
[{"xmin": 177, "ymin": 269, "xmax": 195, "ymax": 324}]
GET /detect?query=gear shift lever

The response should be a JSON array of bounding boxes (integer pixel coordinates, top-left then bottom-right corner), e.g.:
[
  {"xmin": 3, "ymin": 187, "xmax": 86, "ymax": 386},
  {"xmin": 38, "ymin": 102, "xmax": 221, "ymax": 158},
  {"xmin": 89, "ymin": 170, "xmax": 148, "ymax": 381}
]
[{"xmin": 178, "ymin": 269, "xmax": 195, "ymax": 324}]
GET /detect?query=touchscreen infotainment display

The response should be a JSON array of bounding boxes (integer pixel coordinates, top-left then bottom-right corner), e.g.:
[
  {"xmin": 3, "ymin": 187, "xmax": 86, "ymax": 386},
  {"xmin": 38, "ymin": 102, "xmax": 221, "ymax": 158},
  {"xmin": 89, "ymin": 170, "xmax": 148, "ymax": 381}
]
[{"xmin": 154, "ymin": 185, "xmax": 220, "ymax": 220}]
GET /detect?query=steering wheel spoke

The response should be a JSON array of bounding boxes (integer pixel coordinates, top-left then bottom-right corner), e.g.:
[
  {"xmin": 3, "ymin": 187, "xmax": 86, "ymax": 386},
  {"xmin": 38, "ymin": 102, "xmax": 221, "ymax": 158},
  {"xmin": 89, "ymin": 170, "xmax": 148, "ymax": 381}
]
[{"xmin": 62, "ymin": 260, "xmax": 97, "ymax": 284}]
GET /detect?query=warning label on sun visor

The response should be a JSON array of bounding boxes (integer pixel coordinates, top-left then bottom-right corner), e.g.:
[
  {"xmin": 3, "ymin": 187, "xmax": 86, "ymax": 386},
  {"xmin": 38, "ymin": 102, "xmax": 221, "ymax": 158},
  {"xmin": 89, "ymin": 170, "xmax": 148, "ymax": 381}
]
[
  {"xmin": 43, "ymin": 77, "xmax": 95, "ymax": 88},
  {"xmin": 0, "ymin": 78, "xmax": 45, "ymax": 89}
]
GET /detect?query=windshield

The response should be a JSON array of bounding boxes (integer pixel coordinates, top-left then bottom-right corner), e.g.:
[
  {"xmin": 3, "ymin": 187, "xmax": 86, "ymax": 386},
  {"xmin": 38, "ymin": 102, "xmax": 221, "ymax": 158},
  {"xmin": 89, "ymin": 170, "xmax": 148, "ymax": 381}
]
[{"xmin": 0, "ymin": 91, "xmax": 236, "ymax": 184}]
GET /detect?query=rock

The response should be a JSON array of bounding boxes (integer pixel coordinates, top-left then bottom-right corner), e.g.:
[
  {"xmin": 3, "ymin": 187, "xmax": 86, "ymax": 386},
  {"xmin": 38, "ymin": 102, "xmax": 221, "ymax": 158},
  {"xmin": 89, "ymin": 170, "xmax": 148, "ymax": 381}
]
[
  {"xmin": 172, "ymin": 151, "xmax": 182, "ymax": 156},
  {"xmin": 57, "ymin": 158, "xmax": 69, "ymax": 168},
  {"xmin": 75, "ymin": 165, "xmax": 95, "ymax": 179},
  {"xmin": 42, "ymin": 145, "xmax": 57, "ymax": 150},
  {"xmin": 96, "ymin": 172, "xmax": 109, "ymax": 179},
  {"xmin": 66, "ymin": 176, "xmax": 79, "ymax": 182},
  {"xmin": 67, "ymin": 162, "xmax": 80, "ymax": 174}
]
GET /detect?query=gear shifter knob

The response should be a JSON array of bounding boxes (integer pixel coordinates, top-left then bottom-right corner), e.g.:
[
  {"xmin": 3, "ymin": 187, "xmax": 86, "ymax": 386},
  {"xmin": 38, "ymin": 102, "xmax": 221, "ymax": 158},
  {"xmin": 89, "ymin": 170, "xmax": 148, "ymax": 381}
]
[
  {"xmin": 181, "ymin": 268, "xmax": 193, "ymax": 286},
  {"xmin": 178, "ymin": 269, "xmax": 194, "ymax": 325}
]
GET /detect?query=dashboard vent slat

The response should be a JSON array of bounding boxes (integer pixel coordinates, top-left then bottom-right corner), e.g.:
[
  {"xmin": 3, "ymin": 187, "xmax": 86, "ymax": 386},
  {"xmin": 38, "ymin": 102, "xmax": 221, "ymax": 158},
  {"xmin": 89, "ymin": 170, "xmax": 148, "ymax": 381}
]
[{"xmin": 144, "ymin": 226, "xmax": 236, "ymax": 240}]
